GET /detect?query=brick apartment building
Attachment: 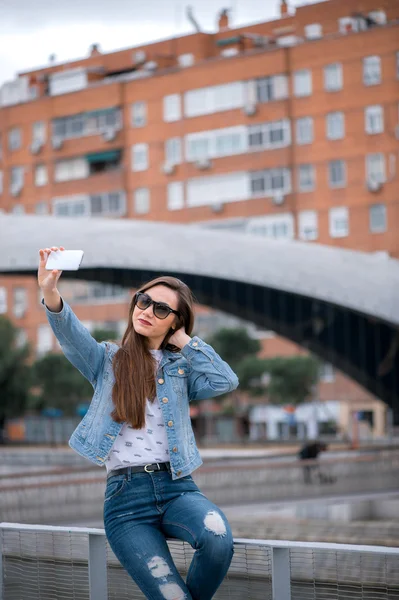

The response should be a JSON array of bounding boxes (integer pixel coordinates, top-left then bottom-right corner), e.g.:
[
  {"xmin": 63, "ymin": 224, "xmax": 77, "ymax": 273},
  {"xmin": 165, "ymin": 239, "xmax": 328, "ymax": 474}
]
[{"xmin": 0, "ymin": 0, "xmax": 398, "ymax": 425}]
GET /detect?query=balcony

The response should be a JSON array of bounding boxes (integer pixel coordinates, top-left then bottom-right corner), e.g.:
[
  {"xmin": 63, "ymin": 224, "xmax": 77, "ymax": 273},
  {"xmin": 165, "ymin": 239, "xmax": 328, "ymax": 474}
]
[{"xmin": 1, "ymin": 523, "xmax": 398, "ymax": 599}]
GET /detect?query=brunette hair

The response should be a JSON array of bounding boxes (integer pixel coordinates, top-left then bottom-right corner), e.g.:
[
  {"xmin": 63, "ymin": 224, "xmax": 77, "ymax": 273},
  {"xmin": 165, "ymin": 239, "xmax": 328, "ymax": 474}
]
[{"xmin": 111, "ymin": 276, "xmax": 195, "ymax": 428}]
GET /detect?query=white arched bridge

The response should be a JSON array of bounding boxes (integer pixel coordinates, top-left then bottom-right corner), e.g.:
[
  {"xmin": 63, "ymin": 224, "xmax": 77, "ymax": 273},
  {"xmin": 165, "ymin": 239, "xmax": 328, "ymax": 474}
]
[{"xmin": 1, "ymin": 214, "xmax": 398, "ymax": 422}]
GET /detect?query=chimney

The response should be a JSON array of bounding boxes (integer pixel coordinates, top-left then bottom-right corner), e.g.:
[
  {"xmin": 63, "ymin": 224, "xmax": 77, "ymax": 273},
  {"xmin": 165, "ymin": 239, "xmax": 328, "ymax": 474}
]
[
  {"xmin": 218, "ymin": 8, "xmax": 230, "ymax": 31},
  {"xmin": 90, "ymin": 43, "xmax": 101, "ymax": 57},
  {"xmin": 280, "ymin": 0, "xmax": 289, "ymax": 18}
]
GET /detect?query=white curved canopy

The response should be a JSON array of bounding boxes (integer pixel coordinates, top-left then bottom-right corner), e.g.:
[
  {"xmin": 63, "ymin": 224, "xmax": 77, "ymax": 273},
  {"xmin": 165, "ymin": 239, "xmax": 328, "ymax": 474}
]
[{"xmin": 1, "ymin": 214, "xmax": 398, "ymax": 325}]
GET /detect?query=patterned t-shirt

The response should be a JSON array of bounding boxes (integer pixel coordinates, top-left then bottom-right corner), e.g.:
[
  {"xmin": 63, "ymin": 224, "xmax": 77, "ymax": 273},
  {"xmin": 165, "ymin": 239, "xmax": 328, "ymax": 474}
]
[{"xmin": 106, "ymin": 350, "xmax": 169, "ymax": 472}]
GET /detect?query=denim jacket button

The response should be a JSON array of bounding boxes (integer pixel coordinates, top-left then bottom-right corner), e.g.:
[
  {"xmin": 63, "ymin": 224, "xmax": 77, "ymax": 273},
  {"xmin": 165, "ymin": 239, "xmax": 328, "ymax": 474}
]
[
  {"xmin": 178, "ymin": 368, "xmax": 184, "ymax": 374},
  {"xmin": 172, "ymin": 446, "xmax": 178, "ymax": 452},
  {"xmin": 168, "ymin": 420, "xmax": 173, "ymax": 427},
  {"xmin": 177, "ymin": 470, "xmax": 182, "ymax": 476},
  {"xmin": 192, "ymin": 342, "xmax": 198, "ymax": 347},
  {"xmin": 158, "ymin": 378, "xmax": 164, "ymax": 384},
  {"xmin": 162, "ymin": 397, "xmax": 169, "ymax": 404}
]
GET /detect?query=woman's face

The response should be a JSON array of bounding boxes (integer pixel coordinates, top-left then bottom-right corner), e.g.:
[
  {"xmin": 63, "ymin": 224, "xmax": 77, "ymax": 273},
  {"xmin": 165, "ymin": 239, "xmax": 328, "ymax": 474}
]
[{"xmin": 132, "ymin": 285, "xmax": 179, "ymax": 349}]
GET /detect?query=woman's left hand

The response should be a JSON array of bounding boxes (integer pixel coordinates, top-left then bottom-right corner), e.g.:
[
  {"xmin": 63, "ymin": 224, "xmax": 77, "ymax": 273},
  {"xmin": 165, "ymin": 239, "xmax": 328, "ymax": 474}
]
[{"xmin": 169, "ymin": 328, "xmax": 191, "ymax": 349}]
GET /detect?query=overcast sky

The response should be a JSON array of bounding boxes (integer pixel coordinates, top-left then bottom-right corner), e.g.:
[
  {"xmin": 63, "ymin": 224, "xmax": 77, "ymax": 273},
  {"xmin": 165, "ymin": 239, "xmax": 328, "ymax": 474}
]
[{"xmin": 0, "ymin": 0, "xmax": 321, "ymax": 85}]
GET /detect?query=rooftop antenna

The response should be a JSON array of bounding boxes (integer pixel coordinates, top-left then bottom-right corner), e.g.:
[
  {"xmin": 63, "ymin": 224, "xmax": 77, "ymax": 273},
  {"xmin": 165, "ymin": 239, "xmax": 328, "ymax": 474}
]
[{"xmin": 186, "ymin": 5, "xmax": 202, "ymax": 32}]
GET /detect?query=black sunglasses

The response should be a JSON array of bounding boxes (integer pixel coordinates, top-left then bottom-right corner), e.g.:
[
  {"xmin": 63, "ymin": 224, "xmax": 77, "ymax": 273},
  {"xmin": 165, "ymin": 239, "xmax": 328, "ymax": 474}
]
[{"xmin": 134, "ymin": 292, "xmax": 181, "ymax": 320}]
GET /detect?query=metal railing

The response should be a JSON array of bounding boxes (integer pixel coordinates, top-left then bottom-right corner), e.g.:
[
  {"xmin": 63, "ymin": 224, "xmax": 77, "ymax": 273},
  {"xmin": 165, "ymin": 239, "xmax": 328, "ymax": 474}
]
[{"xmin": 1, "ymin": 523, "xmax": 398, "ymax": 600}]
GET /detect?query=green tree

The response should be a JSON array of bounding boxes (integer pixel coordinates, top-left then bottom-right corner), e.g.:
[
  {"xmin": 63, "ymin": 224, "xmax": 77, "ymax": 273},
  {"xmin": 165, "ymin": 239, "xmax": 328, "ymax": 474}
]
[
  {"xmin": 235, "ymin": 355, "xmax": 270, "ymax": 396},
  {"xmin": 31, "ymin": 354, "xmax": 93, "ymax": 416},
  {"xmin": 0, "ymin": 316, "xmax": 32, "ymax": 442},
  {"xmin": 265, "ymin": 355, "xmax": 320, "ymax": 406},
  {"xmin": 92, "ymin": 327, "xmax": 118, "ymax": 343},
  {"xmin": 208, "ymin": 327, "xmax": 260, "ymax": 370}
]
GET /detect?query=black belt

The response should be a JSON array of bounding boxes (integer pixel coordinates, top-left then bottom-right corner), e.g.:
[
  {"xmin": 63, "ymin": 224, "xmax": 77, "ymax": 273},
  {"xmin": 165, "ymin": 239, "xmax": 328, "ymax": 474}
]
[{"xmin": 107, "ymin": 462, "xmax": 170, "ymax": 479}]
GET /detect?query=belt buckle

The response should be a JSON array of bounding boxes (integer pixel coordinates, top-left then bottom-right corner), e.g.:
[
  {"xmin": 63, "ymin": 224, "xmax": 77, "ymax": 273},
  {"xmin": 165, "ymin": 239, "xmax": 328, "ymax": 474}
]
[{"xmin": 144, "ymin": 463, "xmax": 159, "ymax": 473}]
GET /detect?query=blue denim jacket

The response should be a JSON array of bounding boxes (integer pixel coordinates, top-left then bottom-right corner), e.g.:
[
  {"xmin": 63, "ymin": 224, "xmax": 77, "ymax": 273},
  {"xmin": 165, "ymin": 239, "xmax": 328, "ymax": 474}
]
[{"xmin": 43, "ymin": 299, "xmax": 239, "ymax": 479}]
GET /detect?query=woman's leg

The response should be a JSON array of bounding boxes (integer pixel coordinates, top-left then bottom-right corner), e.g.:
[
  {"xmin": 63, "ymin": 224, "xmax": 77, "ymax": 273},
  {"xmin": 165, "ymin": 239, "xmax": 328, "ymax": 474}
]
[
  {"xmin": 105, "ymin": 521, "xmax": 192, "ymax": 600},
  {"xmin": 161, "ymin": 490, "xmax": 234, "ymax": 600}
]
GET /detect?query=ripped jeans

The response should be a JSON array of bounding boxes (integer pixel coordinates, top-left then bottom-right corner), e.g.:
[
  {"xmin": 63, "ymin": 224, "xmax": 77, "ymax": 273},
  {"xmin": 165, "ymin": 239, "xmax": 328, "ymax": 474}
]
[{"xmin": 104, "ymin": 468, "xmax": 234, "ymax": 600}]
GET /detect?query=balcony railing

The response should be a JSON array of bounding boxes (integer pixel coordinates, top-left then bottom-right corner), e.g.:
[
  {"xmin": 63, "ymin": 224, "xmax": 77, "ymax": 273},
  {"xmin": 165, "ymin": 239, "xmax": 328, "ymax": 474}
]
[{"xmin": 1, "ymin": 523, "xmax": 398, "ymax": 600}]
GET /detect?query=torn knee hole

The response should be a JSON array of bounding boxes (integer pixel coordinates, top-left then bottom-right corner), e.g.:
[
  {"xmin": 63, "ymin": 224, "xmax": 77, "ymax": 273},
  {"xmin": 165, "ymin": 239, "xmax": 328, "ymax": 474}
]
[
  {"xmin": 159, "ymin": 582, "xmax": 186, "ymax": 599},
  {"xmin": 147, "ymin": 556, "xmax": 171, "ymax": 578},
  {"xmin": 203, "ymin": 510, "xmax": 227, "ymax": 536}
]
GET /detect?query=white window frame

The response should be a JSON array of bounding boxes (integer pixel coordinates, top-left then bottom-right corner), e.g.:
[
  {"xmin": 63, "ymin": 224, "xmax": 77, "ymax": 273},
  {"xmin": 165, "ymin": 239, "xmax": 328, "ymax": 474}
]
[
  {"xmin": 329, "ymin": 206, "xmax": 349, "ymax": 238},
  {"xmin": 246, "ymin": 213, "xmax": 294, "ymax": 240},
  {"xmin": 133, "ymin": 188, "xmax": 150, "ymax": 214},
  {"xmin": 167, "ymin": 181, "xmax": 185, "ymax": 211},
  {"xmin": 250, "ymin": 168, "xmax": 292, "ymax": 198},
  {"xmin": 363, "ymin": 56, "xmax": 381, "ymax": 86},
  {"xmin": 365, "ymin": 105, "xmax": 384, "ymax": 134},
  {"xmin": 32, "ymin": 121, "xmax": 46, "ymax": 144},
  {"xmin": 366, "ymin": 153, "xmax": 386, "ymax": 184},
  {"xmin": 293, "ymin": 69, "xmax": 312, "ymax": 97},
  {"xmin": 320, "ymin": 362, "xmax": 335, "ymax": 382},
  {"xmin": 298, "ymin": 210, "xmax": 318, "ymax": 241},
  {"xmin": 0, "ymin": 286, "xmax": 7, "ymax": 314},
  {"xmin": 296, "ymin": 117, "xmax": 313, "ymax": 145},
  {"xmin": 90, "ymin": 191, "xmax": 126, "ymax": 217},
  {"xmin": 324, "ymin": 63, "xmax": 343, "ymax": 91},
  {"xmin": 184, "ymin": 82, "xmax": 245, "ymax": 118},
  {"xmin": 11, "ymin": 204, "xmax": 25, "ymax": 215},
  {"xmin": 52, "ymin": 194, "xmax": 91, "ymax": 217},
  {"xmin": 10, "ymin": 166, "xmax": 24, "ymax": 190},
  {"xmin": 163, "ymin": 94, "xmax": 181, "ymax": 122},
  {"xmin": 326, "ymin": 112, "xmax": 345, "ymax": 140},
  {"xmin": 328, "ymin": 160, "xmax": 346, "ymax": 188},
  {"xmin": 248, "ymin": 120, "xmax": 291, "ymax": 151},
  {"xmin": 178, "ymin": 53, "xmax": 195, "ymax": 68},
  {"xmin": 35, "ymin": 201, "xmax": 49, "ymax": 215},
  {"xmin": 131, "ymin": 101, "xmax": 147, "ymax": 128},
  {"xmin": 165, "ymin": 137, "xmax": 182, "ymax": 165},
  {"xmin": 35, "ymin": 164, "xmax": 48, "ymax": 187},
  {"xmin": 298, "ymin": 164, "xmax": 315, "ymax": 192},
  {"xmin": 187, "ymin": 172, "xmax": 250, "ymax": 208},
  {"xmin": 8, "ymin": 127, "xmax": 22, "ymax": 151},
  {"xmin": 37, "ymin": 324, "xmax": 54, "ymax": 356},
  {"xmin": 369, "ymin": 203, "xmax": 387, "ymax": 233},
  {"xmin": 54, "ymin": 158, "xmax": 89, "ymax": 182},
  {"xmin": 13, "ymin": 287, "xmax": 27, "ymax": 318},
  {"xmin": 131, "ymin": 143, "xmax": 149, "ymax": 172}
]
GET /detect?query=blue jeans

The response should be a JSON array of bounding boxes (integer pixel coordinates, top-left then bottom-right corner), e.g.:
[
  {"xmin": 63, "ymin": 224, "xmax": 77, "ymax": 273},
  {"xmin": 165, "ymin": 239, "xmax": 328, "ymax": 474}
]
[{"xmin": 104, "ymin": 469, "xmax": 234, "ymax": 600}]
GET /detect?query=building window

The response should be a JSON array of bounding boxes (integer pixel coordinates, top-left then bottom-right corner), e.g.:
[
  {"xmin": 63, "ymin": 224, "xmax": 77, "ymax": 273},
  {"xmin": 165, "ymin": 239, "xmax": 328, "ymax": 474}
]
[
  {"xmin": 363, "ymin": 56, "xmax": 381, "ymax": 86},
  {"xmin": 298, "ymin": 164, "xmax": 315, "ymax": 192},
  {"xmin": 186, "ymin": 133, "xmax": 211, "ymax": 161},
  {"xmin": 328, "ymin": 160, "xmax": 346, "ymax": 188},
  {"xmin": 11, "ymin": 204, "xmax": 25, "ymax": 215},
  {"xmin": 37, "ymin": 324, "xmax": 54, "ymax": 356},
  {"xmin": 35, "ymin": 201, "xmax": 49, "ymax": 215},
  {"xmin": 298, "ymin": 210, "xmax": 318, "ymax": 241},
  {"xmin": 35, "ymin": 164, "xmax": 48, "ymax": 187},
  {"xmin": 52, "ymin": 108, "xmax": 121, "ymax": 140},
  {"xmin": 54, "ymin": 158, "xmax": 89, "ymax": 182},
  {"xmin": 10, "ymin": 166, "xmax": 24, "ymax": 193},
  {"xmin": 248, "ymin": 119, "xmax": 291, "ymax": 150},
  {"xmin": 246, "ymin": 214, "xmax": 294, "ymax": 240},
  {"xmin": 250, "ymin": 168, "xmax": 292, "ymax": 197},
  {"xmin": 296, "ymin": 117, "xmax": 313, "ymax": 145},
  {"xmin": 13, "ymin": 287, "xmax": 27, "ymax": 318},
  {"xmin": 164, "ymin": 94, "xmax": 181, "ymax": 122},
  {"xmin": 326, "ymin": 112, "xmax": 345, "ymax": 140},
  {"xmin": 215, "ymin": 126, "xmax": 248, "ymax": 156},
  {"xmin": 369, "ymin": 203, "xmax": 386, "ymax": 233},
  {"xmin": 255, "ymin": 74, "xmax": 288, "ymax": 103},
  {"xmin": 167, "ymin": 181, "xmax": 185, "ymax": 211},
  {"xmin": 366, "ymin": 153, "xmax": 386, "ymax": 184},
  {"xmin": 131, "ymin": 143, "xmax": 149, "ymax": 171},
  {"xmin": 293, "ymin": 69, "xmax": 312, "ymax": 97},
  {"xmin": 0, "ymin": 287, "xmax": 7, "ymax": 314},
  {"xmin": 187, "ymin": 172, "xmax": 249, "ymax": 208},
  {"xmin": 165, "ymin": 137, "xmax": 182, "ymax": 165},
  {"xmin": 133, "ymin": 188, "xmax": 150, "ymax": 214},
  {"xmin": 32, "ymin": 121, "xmax": 46, "ymax": 144},
  {"xmin": 131, "ymin": 101, "xmax": 147, "ymax": 127},
  {"xmin": 90, "ymin": 191, "xmax": 126, "ymax": 217},
  {"xmin": 365, "ymin": 105, "xmax": 384, "ymax": 134},
  {"xmin": 320, "ymin": 362, "xmax": 335, "ymax": 382},
  {"xmin": 178, "ymin": 53, "xmax": 195, "ymax": 68},
  {"xmin": 52, "ymin": 194, "xmax": 90, "ymax": 217},
  {"xmin": 329, "ymin": 207, "xmax": 349, "ymax": 238},
  {"xmin": 184, "ymin": 82, "xmax": 245, "ymax": 118},
  {"xmin": 324, "ymin": 63, "xmax": 343, "ymax": 91},
  {"xmin": 8, "ymin": 127, "xmax": 22, "ymax": 151}
]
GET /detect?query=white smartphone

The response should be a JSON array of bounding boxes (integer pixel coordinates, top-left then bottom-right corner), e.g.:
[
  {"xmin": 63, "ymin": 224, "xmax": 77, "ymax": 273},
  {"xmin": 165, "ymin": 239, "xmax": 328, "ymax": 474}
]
[{"xmin": 45, "ymin": 250, "xmax": 84, "ymax": 271}]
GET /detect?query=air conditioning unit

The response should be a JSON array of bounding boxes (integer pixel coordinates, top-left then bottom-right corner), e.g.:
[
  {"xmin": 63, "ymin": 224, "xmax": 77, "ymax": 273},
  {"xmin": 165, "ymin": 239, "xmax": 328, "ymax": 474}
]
[
  {"xmin": 102, "ymin": 128, "xmax": 117, "ymax": 142},
  {"xmin": 195, "ymin": 157, "xmax": 212, "ymax": 170},
  {"xmin": 162, "ymin": 162, "xmax": 176, "ymax": 175},
  {"xmin": 243, "ymin": 103, "xmax": 257, "ymax": 116},
  {"xmin": 271, "ymin": 193, "xmax": 285, "ymax": 206},
  {"xmin": 211, "ymin": 202, "xmax": 223, "ymax": 213},
  {"xmin": 366, "ymin": 178, "xmax": 382, "ymax": 193},
  {"xmin": 11, "ymin": 183, "xmax": 23, "ymax": 197},
  {"xmin": 143, "ymin": 61, "xmax": 158, "ymax": 71},
  {"xmin": 134, "ymin": 50, "xmax": 147, "ymax": 64},
  {"xmin": 52, "ymin": 136, "xmax": 63, "ymax": 150},
  {"xmin": 30, "ymin": 139, "xmax": 43, "ymax": 154}
]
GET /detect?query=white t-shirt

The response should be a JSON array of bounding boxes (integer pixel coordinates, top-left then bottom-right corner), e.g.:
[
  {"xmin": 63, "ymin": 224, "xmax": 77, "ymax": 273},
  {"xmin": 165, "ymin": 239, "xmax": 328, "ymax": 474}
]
[{"xmin": 106, "ymin": 350, "xmax": 169, "ymax": 472}]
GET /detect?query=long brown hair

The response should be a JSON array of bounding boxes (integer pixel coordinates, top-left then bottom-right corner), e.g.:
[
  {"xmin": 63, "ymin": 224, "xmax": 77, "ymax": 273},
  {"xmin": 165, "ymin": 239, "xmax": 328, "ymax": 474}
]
[{"xmin": 111, "ymin": 276, "xmax": 195, "ymax": 429}]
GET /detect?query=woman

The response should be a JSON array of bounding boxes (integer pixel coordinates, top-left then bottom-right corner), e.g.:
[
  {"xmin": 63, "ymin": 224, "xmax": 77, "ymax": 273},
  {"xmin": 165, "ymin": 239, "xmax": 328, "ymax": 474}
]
[{"xmin": 38, "ymin": 246, "xmax": 239, "ymax": 600}]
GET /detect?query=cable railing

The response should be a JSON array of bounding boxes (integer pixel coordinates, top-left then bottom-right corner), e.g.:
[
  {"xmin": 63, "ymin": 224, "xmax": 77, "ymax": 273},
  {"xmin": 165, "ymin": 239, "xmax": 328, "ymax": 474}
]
[{"xmin": 1, "ymin": 523, "xmax": 398, "ymax": 600}]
